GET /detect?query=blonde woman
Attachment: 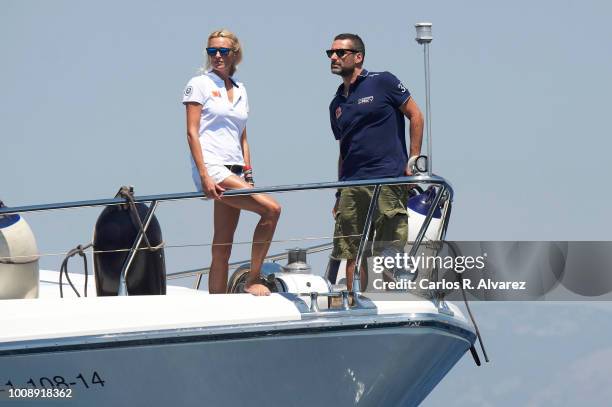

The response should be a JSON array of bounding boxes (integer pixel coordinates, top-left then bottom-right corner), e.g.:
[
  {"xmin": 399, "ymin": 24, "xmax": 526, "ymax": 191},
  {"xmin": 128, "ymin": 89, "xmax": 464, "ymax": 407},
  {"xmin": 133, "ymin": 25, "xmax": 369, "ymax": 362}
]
[{"xmin": 183, "ymin": 29, "xmax": 281, "ymax": 296}]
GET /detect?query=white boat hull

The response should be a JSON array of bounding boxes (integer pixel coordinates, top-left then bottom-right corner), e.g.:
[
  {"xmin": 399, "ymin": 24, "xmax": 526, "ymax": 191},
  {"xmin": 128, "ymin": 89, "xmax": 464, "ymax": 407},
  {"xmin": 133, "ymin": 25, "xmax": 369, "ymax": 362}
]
[
  {"xmin": 1, "ymin": 314, "xmax": 473, "ymax": 406},
  {"xmin": 0, "ymin": 272, "xmax": 475, "ymax": 406}
]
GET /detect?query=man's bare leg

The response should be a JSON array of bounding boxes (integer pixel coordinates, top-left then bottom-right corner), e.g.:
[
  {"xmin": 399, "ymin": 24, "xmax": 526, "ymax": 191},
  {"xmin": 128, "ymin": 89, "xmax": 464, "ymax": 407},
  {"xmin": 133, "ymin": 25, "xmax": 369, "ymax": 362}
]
[{"xmin": 345, "ymin": 259, "xmax": 368, "ymax": 292}]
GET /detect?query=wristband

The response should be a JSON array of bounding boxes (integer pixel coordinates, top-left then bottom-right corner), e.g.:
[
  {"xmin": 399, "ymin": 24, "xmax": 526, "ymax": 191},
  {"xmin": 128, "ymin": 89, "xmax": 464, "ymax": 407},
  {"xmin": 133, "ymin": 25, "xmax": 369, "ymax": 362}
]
[{"xmin": 243, "ymin": 167, "xmax": 254, "ymax": 185}]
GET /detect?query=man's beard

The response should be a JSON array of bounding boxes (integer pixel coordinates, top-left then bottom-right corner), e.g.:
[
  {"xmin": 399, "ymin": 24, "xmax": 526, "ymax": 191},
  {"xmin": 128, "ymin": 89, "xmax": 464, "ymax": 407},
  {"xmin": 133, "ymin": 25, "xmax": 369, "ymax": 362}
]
[{"xmin": 331, "ymin": 64, "xmax": 354, "ymax": 77}]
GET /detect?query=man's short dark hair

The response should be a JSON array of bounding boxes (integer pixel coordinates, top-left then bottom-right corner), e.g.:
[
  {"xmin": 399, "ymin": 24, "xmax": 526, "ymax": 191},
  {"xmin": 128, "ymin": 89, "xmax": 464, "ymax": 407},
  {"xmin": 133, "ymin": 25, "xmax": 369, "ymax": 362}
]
[{"xmin": 334, "ymin": 33, "xmax": 365, "ymax": 55}]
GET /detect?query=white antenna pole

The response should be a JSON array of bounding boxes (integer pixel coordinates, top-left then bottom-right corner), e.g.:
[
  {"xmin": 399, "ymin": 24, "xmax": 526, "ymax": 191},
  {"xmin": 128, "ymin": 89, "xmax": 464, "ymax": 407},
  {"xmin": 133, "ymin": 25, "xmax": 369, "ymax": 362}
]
[{"xmin": 415, "ymin": 22, "xmax": 433, "ymax": 176}]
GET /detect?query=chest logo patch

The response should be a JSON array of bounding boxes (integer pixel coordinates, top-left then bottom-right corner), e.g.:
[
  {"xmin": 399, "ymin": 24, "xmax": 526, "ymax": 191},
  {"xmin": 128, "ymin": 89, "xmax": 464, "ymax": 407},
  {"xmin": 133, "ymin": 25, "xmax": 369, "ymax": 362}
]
[
  {"xmin": 335, "ymin": 106, "xmax": 342, "ymax": 119},
  {"xmin": 357, "ymin": 96, "xmax": 374, "ymax": 104},
  {"xmin": 211, "ymin": 90, "xmax": 221, "ymax": 98}
]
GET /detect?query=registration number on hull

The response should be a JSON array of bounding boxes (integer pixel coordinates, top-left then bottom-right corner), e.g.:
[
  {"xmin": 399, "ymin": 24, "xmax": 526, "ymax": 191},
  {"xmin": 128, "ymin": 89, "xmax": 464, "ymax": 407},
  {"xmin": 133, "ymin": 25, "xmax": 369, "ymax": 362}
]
[{"xmin": 0, "ymin": 370, "xmax": 105, "ymax": 399}]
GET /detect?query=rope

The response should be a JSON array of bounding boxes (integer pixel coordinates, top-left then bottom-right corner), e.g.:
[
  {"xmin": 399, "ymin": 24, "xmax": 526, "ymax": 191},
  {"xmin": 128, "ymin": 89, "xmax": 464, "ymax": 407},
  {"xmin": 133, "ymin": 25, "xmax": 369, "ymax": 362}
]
[
  {"xmin": 0, "ymin": 234, "xmax": 362, "ymax": 262},
  {"xmin": 116, "ymin": 186, "xmax": 155, "ymax": 251},
  {"xmin": 446, "ymin": 240, "xmax": 490, "ymax": 364},
  {"xmin": 59, "ymin": 243, "xmax": 92, "ymax": 298}
]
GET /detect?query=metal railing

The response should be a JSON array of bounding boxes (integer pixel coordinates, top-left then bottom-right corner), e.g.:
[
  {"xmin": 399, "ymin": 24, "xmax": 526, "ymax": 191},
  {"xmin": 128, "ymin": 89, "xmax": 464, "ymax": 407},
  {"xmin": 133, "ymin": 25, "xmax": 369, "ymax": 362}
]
[
  {"xmin": 0, "ymin": 175, "xmax": 452, "ymax": 215},
  {"xmin": 0, "ymin": 175, "xmax": 453, "ymax": 298}
]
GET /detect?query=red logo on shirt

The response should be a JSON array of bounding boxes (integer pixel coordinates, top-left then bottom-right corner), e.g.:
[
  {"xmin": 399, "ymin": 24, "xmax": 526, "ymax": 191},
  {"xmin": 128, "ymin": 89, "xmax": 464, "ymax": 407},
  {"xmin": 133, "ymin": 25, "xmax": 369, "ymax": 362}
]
[
  {"xmin": 335, "ymin": 106, "xmax": 342, "ymax": 119},
  {"xmin": 211, "ymin": 90, "xmax": 221, "ymax": 97}
]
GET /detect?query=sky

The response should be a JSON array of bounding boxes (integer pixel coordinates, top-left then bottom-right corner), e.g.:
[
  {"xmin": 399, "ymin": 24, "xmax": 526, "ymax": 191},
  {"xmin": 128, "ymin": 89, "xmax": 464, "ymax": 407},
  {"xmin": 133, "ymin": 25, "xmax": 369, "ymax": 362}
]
[{"xmin": 2, "ymin": 0, "xmax": 612, "ymax": 405}]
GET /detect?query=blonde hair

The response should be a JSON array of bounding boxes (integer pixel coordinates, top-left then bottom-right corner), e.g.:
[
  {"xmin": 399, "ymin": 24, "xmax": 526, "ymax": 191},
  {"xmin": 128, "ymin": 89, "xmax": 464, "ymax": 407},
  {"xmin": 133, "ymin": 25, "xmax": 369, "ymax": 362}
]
[{"xmin": 202, "ymin": 29, "xmax": 243, "ymax": 76}]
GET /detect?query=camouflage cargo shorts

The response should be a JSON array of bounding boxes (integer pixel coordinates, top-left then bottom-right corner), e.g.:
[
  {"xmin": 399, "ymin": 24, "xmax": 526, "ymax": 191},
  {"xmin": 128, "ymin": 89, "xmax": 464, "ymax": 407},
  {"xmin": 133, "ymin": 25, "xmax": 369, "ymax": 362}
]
[{"xmin": 332, "ymin": 185, "xmax": 409, "ymax": 260}]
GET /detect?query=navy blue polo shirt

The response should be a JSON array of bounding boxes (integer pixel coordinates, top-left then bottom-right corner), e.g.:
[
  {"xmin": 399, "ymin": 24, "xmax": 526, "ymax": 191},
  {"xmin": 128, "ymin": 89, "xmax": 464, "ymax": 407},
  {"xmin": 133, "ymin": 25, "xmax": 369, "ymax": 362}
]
[{"xmin": 329, "ymin": 69, "xmax": 411, "ymax": 181}]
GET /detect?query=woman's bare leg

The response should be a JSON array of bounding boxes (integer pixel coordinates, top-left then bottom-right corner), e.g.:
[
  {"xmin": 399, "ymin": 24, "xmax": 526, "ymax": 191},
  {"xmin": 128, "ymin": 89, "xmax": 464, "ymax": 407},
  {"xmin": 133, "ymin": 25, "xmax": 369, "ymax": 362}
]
[
  {"xmin": 218, "ymin": 175, "xmax": 281, "ymax": 295},
  {"xmin": 209, "ymin": 200, "xmax": 241, "ymax": 294}
]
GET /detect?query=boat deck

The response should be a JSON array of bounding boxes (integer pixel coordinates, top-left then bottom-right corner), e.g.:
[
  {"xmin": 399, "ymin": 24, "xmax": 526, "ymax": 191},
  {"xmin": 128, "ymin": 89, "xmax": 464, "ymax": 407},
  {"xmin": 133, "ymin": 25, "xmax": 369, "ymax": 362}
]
[{"xmin": 1, "ymin": 270, "xmax": 472, "ymax": 350}]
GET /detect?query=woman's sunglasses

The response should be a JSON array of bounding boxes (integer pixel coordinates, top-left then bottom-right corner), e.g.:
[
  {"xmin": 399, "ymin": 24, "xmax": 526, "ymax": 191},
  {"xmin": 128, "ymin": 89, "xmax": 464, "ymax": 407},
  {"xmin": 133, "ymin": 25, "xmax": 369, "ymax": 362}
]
[
  {"xmin": 206, "ymin": 47, "xmax": 232, "ymax": 56},
  {"xmin": 325, "ymin": 49, "xmax": 359, "ymax": 58}
]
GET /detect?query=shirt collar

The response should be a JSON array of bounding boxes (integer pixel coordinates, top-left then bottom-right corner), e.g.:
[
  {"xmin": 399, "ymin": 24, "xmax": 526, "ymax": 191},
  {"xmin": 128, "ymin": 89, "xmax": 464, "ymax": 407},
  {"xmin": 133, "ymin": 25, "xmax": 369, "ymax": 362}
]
[
  {"xmin": 358, "ymin": 69, "xmax": 369, "ymax": 78},
  {"xmin": 207, "ymin": 70, "xmax": 240, "ymax": 88},
  {"xmin": 335, "ymin": 68, "xmax": 369, "ymax": 96}
]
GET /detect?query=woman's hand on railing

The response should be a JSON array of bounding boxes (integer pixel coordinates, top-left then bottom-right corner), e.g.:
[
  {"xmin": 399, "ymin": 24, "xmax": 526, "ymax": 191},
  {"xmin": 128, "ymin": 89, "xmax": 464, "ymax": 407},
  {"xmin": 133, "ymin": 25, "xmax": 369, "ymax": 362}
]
[{"xmin": 201, "ymin": 175, "xmax": 225, "ymax": 200}]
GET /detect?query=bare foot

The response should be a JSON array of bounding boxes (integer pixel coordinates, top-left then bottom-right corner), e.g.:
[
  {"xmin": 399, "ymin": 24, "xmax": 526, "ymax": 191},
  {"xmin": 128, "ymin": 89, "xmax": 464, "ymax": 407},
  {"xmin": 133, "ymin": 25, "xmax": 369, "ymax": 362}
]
[{"xmin": 244, "ymin": 282, "xmax": 271, "ymax": 296}]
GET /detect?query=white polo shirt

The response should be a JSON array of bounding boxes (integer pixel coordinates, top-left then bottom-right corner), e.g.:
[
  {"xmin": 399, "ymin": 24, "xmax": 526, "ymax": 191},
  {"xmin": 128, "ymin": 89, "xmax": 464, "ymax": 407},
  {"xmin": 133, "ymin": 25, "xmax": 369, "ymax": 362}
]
[{"xmin": 182, "ymin": 71, "xmax": 249, "ymax": 165}]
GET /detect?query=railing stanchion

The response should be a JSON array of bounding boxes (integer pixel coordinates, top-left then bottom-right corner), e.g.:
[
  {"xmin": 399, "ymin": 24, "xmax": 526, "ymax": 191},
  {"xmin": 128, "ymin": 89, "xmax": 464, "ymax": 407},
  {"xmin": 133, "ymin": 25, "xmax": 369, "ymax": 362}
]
[
  {"xmin": 408, "ymin": 186, "xmax": 446, "ymax": 258},
  {"xmin": 353, "ymin": 185, "xmax": 382, "ymax": 300},
  {"xmin": 118, "ymin": 200, "xmax": 159, "ymax": 296}
]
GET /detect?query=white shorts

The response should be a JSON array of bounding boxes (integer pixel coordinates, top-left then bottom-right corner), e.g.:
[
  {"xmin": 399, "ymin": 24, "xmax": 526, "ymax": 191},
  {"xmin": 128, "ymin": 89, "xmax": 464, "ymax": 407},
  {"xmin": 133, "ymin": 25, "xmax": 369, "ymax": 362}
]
[{"xmin": 192, "ymin": 163, "xmax": 243, "ymax": 191}]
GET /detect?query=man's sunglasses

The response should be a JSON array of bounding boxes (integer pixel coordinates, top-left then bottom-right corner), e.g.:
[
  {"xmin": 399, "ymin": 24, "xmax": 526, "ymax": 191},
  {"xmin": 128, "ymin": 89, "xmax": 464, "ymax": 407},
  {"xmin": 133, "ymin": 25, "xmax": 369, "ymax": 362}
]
[
  {"xmin": 206, "ymin": 47, "xmax": 232, "ymax": 56},
  {"xmin": 325, "ymin": 49, "xmax": 359, "ymax": 58}
]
